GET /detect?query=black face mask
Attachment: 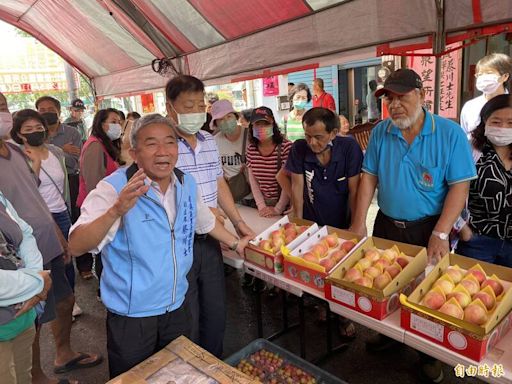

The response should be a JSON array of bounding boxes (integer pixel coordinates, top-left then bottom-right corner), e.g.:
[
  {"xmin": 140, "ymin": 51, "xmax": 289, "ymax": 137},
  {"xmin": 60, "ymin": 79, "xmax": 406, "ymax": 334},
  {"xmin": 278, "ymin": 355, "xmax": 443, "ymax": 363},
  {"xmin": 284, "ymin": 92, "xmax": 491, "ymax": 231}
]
[
  {"xmin": 41, "ymin": 112, "xmax": 59, "ymax": 126},
  {"xmin": 21, "ymin": 131, "xmax": 46, "ymax": 147}
]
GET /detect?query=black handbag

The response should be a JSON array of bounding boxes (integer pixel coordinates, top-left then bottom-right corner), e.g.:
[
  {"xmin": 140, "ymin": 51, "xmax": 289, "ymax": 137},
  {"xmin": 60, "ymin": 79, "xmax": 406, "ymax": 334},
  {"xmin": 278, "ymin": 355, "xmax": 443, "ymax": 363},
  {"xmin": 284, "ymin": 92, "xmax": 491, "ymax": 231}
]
[{"xmin": 0, "ymin": 230, "xmax": 24, "ymax": 325}]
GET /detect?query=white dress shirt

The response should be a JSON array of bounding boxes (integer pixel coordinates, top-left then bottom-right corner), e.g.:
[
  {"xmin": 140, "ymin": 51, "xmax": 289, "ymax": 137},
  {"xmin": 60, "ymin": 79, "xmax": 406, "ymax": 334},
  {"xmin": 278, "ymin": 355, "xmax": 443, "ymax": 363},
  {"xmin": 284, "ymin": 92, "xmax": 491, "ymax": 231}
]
[{"xmin": 70, "ymin": 174, "xmax": 216, "ymax": 254}]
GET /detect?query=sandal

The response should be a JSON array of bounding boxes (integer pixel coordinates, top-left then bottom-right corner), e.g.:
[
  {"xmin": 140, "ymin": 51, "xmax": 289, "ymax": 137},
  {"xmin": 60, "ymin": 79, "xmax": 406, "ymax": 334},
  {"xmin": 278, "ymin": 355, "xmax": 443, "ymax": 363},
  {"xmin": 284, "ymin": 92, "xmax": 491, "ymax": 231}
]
[
  {"xmin": 338, "ymin": 318, "xmax": 356, "ymax": 340},
  {"xmin": 54, "ymin": 352, "xmax": 103, "ymax": 374}
]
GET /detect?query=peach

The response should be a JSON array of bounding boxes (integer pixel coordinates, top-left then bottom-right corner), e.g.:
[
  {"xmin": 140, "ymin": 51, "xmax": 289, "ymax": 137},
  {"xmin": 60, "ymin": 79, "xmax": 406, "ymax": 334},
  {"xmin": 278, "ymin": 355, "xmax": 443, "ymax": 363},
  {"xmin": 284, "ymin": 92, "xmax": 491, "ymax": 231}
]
[
  {"xmin": 445, "ymin": 267, "xmax": 464, "ymax": 284},
  {"xmin": 373, "ymin": 272, "xmax": 392, "ymax": 290},
  {"xmin": 271, "ymin": 236, "xmax": 285, "ymax": 250},
  {"xmin": 284, "ymin": 234, "xmax": 296, "ymax": 244},
  {"xmin": 473, "ymin": 291, "xmax": 495, "ymax": 311},
  {"xmin": 439, "ymin": 302, "xmax": 464, "ymax": 319},
  {"xmin": 271, "ymin": 229, "xmax": 283, "ymax": 238},
  {"xmin": 341, "ymin": 240, "xmax": 356, "ymax": 252},
  {"xmin": 284, "ymin": 227, "xmax": 297, "ymax": 238},
  {"xmin": 319, "ymin": 257, "xmax": 335, "ymax": 271},
  {"xmin": 355, "ymin": 258, "xmax": 372, "ymax": 270},
  {"xmin": 396, "ymin": 257, "xmax": 409, "ymax": 269},
  {"xmin": 385, "ymin": 263, "xmax": 402, "ymax": 279},
  {"xmin": 364, "ymin": 249, "xmax": 380, "ymax": 262},
  {"xmin": 330, "ymin": 250, "xmax": 346, "ymax": 263},
  {"xmin": 460, "ymin": 279, "xmax": 480, "ymax": 296},
  {"xmin": 297, "ymin": 226, "xmax": 308, "ymax": 234},
  {"xmin": 283, "ymin": 223, "xmax": 295, "ymax": 231},
  {"xmin": 374, "ymin": 258, "xmax": 391, "ymax": 268},
  {"xmin": 468, "ymin": 270, "xmax": 486, "ymax": 284},
  {"xmin": 464, "ymin": 302, "xmax": 488, "ymax": 325},
  {"xmin": 381, "ymin": 249, "xmax": 398, "ymax": 262},
  {"xmin": 363, "ymin": 266, "xmax": 381, "ymax": 279},
  {"xmin": 433, "ymin": 279, "xmax": 455, "ymax": 295},
  {"xmin": 482, "ymin": 279, "xmax": 504, "ymax": 297},
  {"xmin": 303, "ymin": 252, "xmax": 319, "ymax": 263},
  {"xmin": 354, "ymin": 276, "xmax": 373, "ymax": 288},
  {"xmin": 324, "ymin": 234, "xmax": 339, "ymax": 248},
  {"xmin": 344, "ymin": 267, "xmax": 363, "ymax": 282},
  {"xmin": 446, "ymin": 291, "xmax": 471, "ymax": 308},
  {"xmin": 422, "ymin": 290, "xmax": 446, "ymax": 310},
  {"xmin": 311, "ymin": 242, "xmax": 329, "ymax": 258},
  {"xmin": 259, "ymin": 240, "xmax": 273, "ymax": 251}
]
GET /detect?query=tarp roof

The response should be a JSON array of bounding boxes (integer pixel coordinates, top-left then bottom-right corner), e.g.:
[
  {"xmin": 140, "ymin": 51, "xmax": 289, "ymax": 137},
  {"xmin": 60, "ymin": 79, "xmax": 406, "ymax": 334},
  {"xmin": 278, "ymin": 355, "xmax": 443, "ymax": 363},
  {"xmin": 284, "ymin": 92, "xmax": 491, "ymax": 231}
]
[{"xmin": 1, "ymin": 0, "xmax": 511, "ymax": 97}]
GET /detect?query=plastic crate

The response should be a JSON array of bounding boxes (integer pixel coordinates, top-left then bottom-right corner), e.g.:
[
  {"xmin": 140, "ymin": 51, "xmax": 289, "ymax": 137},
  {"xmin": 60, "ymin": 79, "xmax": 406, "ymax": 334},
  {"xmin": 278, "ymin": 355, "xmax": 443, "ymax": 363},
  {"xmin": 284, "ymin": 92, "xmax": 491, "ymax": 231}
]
[{"xmin": 224, "ymin": 339, "xmax": 348, "ymax": 384}]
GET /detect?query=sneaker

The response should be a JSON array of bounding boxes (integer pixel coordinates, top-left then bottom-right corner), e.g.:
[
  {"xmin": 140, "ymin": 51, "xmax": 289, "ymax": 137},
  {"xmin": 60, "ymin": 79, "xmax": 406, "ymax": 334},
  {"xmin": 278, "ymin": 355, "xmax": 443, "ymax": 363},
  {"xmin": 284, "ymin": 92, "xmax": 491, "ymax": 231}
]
[
  {"xmin": 420, "ymin": 360, "xmax": 444, "ymax": 383},
  {"xmin": 365, "ymin": 333, "xmax": 398, "ymax": 352},
  {"xmin": 72, "ymin": 303, "xmax": 83, "ymax": 317}
]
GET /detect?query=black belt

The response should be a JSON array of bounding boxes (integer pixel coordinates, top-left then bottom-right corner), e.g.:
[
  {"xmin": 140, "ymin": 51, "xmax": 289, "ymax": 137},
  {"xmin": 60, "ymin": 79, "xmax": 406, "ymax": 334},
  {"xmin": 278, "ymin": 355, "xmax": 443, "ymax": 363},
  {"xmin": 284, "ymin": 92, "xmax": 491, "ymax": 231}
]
[
  {"xmin": 194, "ymin": 233, "xmax": 209, "ymax": 241},
  {"xmin": 381, "ymin": 212, "xmax": 440, "ymax": 229}
]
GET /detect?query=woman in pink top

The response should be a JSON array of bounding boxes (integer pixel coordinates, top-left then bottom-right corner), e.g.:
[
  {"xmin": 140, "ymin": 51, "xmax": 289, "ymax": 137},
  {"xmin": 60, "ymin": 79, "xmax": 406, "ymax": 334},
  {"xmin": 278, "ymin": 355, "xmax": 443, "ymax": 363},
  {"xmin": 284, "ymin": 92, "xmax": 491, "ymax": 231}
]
[{"xmin": 76, "ymin": 108, "xmax": 121, "ymax": 283}]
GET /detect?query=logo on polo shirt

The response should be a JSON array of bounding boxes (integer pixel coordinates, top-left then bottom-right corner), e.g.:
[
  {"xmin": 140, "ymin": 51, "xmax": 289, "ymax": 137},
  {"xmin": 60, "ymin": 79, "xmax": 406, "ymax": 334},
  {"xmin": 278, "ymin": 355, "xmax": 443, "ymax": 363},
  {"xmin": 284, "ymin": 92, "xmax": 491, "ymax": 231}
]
[{"xmin": 419, "ymin": 171, "xmax": 434, "ymax": 189}]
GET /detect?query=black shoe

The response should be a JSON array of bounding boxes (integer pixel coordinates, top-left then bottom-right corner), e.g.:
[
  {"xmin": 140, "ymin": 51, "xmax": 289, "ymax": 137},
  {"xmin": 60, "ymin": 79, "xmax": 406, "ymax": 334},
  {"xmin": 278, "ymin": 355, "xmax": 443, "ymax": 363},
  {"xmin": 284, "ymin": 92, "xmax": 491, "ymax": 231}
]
[
  {"xmin": 365, "ymin": 334, "xmax": 398, "ymax": 352},
  {"xmin": 419, "ymin": 360, "xmax": 444, "ymax": 383},
  {"xmin": 241, "ymin": 274, "xmax": 255, "ymax": 288}
]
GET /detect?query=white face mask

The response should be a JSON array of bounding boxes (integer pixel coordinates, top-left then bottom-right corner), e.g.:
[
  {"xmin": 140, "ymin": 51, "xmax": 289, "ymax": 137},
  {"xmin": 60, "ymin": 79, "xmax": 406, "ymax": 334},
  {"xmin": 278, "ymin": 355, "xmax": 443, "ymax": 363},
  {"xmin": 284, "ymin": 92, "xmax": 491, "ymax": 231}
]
[
  {"xmin": 476, "ymin": 74, "xmax": 502, "ymax": 95},
  {"xmin": 0, "ymin": 112, "xmax": 13, "ymax": 138},
  {"xmin": 485, "ymin": 126, "xmax": 512, "ymax": 147},
  {"xmin": 176, "ymin": 112, "xmax": 206, "ymax": 135},
  {"xmin": 106, "ymin": 123, "xmax": 122, "ymax": 140}
]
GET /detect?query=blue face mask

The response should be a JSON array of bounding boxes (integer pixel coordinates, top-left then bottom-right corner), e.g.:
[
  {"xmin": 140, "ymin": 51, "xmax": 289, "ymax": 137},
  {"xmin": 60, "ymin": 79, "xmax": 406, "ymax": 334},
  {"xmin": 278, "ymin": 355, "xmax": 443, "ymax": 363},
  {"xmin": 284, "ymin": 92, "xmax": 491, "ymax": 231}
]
[{"xmin": 293, "ymin": 100, "xmax": 308, "ymax": 110}]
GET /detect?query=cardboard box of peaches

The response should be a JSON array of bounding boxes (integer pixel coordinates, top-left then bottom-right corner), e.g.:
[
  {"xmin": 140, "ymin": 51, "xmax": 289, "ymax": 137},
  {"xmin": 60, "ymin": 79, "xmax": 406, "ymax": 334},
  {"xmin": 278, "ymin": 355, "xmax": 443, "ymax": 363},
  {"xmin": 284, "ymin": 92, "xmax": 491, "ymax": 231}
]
[
  {"xmin": 325, "ymin": 237, "xmax": 428, "ymax": 320},
  {"xmin": 244, "ymin": 216, "xmax": 320, "ymax": 274},
  {"xmin": 282, "ymin": 226, "xmax": 363, "ymax": 291},
  {"xmin": 400, "ymin": 253, "xmax": 512, "ymax": 361}
]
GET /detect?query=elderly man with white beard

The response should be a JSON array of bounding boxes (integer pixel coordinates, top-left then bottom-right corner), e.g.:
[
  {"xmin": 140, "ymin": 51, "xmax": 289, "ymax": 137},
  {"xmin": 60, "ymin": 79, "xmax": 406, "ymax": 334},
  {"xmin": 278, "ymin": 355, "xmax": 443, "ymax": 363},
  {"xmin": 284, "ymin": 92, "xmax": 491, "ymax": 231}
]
[{"xmin": 349, "ymin": 69, "xmax": 476, "ymax": 382}]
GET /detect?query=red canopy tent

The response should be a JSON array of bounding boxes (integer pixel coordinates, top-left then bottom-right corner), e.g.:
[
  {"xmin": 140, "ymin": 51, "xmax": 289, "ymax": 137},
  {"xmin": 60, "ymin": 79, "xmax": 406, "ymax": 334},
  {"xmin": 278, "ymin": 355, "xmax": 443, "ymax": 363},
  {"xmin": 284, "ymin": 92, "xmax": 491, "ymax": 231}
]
[{"xmin": 0, "ymin": 0, "xmax": 511, "ymax": 98}]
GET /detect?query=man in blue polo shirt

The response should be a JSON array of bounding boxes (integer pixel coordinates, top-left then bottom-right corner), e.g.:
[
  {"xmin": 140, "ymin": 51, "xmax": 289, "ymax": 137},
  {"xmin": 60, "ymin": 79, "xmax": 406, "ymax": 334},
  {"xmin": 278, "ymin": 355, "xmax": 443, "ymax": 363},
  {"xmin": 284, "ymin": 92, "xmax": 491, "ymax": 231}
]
[
  {"xmin": 286, "ymin": 107, "xmax": 363, "ymax": 229},
  {"xmin": 350, "ymin": 69, "xmax": 476, "ymax": 382}
]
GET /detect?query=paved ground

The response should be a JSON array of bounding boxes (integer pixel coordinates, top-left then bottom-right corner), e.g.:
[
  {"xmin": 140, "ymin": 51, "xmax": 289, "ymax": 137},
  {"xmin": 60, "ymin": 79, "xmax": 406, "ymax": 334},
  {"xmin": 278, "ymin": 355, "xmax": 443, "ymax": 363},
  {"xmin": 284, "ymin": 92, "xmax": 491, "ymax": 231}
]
[{"xmin": 39, "ymin": 199, "xmax": 484, "ymax": 383}]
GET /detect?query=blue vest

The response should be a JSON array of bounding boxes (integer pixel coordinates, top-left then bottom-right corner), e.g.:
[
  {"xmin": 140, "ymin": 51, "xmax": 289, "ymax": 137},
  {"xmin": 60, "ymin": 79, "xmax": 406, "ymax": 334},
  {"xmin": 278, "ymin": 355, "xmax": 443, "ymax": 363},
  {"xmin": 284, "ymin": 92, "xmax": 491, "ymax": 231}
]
[{"xmin": 101, "ymin": 165, "xmax": 197, "ymax": 317}]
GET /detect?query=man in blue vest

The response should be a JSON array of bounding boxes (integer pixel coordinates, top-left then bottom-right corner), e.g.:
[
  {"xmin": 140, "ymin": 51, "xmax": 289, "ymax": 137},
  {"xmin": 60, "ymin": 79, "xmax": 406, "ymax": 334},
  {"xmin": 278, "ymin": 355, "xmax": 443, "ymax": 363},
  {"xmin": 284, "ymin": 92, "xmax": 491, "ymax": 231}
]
[{"xmin": 68, "ymin": 114, "xmax": 251, "ymax": 378}]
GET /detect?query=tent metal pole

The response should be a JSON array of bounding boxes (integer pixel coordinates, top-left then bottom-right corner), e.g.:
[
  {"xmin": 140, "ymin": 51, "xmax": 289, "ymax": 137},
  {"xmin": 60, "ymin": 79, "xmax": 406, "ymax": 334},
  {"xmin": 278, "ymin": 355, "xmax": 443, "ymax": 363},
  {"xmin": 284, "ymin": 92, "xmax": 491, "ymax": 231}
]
[{"xmin": 433, "ymin": 0, "xmax": 445, "ymax": 114}]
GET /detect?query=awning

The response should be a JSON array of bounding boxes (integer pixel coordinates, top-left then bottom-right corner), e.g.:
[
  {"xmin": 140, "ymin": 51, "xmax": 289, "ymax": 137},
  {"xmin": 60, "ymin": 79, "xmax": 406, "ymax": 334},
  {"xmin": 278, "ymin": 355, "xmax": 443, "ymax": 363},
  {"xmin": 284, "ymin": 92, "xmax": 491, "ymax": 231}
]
[{"xmin": 1, "ymin": 0, "xmax": 511, "ymax": 98}]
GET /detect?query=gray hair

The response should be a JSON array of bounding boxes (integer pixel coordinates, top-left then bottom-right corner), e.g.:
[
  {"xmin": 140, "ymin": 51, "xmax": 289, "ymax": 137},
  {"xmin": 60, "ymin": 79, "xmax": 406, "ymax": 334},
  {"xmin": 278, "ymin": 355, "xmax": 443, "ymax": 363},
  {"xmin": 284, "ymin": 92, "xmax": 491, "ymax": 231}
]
[{"xmin": 130, "ymin": 113, "xmax": 177, "ymax": 148}]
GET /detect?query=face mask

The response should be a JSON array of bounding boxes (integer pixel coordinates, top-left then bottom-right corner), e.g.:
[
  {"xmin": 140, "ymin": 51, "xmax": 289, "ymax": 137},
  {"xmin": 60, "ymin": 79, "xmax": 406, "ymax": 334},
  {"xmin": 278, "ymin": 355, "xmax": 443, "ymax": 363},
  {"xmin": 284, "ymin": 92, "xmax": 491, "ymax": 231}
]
[
  {"xmin": 22, "ymin": 131, "xmax": 46, "ymax": 147},
  {"xmin": 293, "ymin": 100, "xmax": 308, "ymax": 110},
  {"xmin": 219, "ymin": 118, "xmax": 238, "ymax": 135},
  {"xmin": 485, "ymin": 126, "xmax": 512, "ymax": 147},
  {"xmin": 253, "ymin": 126, "xmax": 274, "ymax": 141},
  {"xmin": 41, "ymin": 112, "xmax": 59, "ymax": 126},
  {"xmin": 177, "ymin": 112, "xmax": 206, "ymax": 135},
  {"xmin": 476, "ymin": 74, "xmax": 502, "ymax": 95},
  {"xmin": 106, "ymin": 123, "xmax": 122, "ymax": 140},
  {"xmin": 0, "ymin": 112, "xmax": 13, "ymax": 137}
]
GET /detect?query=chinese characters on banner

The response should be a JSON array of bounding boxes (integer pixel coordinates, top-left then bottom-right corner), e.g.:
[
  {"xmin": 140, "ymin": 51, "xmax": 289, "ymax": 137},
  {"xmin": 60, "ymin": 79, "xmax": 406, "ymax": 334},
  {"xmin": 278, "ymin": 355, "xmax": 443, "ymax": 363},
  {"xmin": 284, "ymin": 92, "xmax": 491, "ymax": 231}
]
[
  {"xmin": 263, "ymin": 76, "xmax": 279, "ymax": 96},
  {"xmin": 408, "ymin": 42, "xmax": 461, "ymax": 118}
]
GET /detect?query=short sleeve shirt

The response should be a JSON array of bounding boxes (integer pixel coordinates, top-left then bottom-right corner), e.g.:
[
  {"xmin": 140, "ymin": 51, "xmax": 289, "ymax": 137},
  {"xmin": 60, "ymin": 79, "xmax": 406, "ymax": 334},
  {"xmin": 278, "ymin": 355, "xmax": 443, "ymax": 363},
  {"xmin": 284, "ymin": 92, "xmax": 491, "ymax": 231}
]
[
  {"xmin": 286, "ymin": 136, "xmax": 363, "ymax": 229},
  {"xmin": 47, "ymin": 124, "xmax": 83, "ymax": 174},
  {"xmin": 214, "ymin": 128, "xmax": 246, "ymax": 180},
  {"xmin": 363, "ymin": 110, "xmax": 477, "ymax": 221},
  {"xmin": 246, "ymin": 140, "xmax": 292, "ymax": 201},
  {"xmin": 176, "ymin": 131, "xmax": 223, "ymax": 208}
]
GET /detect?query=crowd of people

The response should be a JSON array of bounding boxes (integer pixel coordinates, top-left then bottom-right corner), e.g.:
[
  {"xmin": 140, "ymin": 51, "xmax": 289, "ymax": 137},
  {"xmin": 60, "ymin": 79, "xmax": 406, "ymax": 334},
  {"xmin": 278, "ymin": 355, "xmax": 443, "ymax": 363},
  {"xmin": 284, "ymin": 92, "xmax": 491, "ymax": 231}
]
[{"xmin": 0, "ymin": 52, "xmax": 511, "ymax": 384}]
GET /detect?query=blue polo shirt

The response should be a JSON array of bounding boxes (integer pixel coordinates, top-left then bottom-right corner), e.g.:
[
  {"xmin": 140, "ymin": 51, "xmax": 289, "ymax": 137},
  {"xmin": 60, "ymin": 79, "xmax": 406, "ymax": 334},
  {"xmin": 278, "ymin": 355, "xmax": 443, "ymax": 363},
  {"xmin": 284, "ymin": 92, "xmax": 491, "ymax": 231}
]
[
  {"xmin": 286, "ymin": 136, "xmax": 363, "ymax": 229},
  {"xmin": 363, "ymin": 110, "xmax": 477, "ymax": 221}
]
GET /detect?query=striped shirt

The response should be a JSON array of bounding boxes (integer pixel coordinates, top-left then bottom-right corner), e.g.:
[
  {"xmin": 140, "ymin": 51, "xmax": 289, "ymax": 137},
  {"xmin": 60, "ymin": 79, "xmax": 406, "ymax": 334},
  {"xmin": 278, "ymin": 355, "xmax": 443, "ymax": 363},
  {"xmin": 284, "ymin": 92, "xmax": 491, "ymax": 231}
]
[
  {"xmin": 176, "ymin": 130, "xmax": 223, "ymax": 208},
  {"xmin": 281, "ymin": 115, "xmax": 304, "ymax": 142},
  {"xmin": 246, "ymin": 140, "xmax": 292, "ymax": 201}
]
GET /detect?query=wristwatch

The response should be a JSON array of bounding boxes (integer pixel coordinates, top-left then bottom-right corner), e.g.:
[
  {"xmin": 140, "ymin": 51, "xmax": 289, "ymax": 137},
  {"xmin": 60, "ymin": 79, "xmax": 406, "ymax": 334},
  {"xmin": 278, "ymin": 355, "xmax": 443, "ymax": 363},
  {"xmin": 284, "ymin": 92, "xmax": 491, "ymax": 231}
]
[
  {"xmin": 432, "ymin": 230, "xmax": 449, "ymax": 240},
  {"xmin": 229, "ymin": 239, "xmax": 240, "ymax": 251}
]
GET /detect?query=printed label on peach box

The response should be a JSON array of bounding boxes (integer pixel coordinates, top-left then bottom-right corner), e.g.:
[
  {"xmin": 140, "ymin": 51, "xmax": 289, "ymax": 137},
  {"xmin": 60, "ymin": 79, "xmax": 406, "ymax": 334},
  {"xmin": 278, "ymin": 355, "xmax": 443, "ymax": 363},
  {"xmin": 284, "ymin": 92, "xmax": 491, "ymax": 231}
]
[
  {"xmin": 411, "ymin": 313, "xmax": 444, "ymax": 342},
  {"xmin": 331, "ymin": 285, "xmax": 356, "ymax": 307}
]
